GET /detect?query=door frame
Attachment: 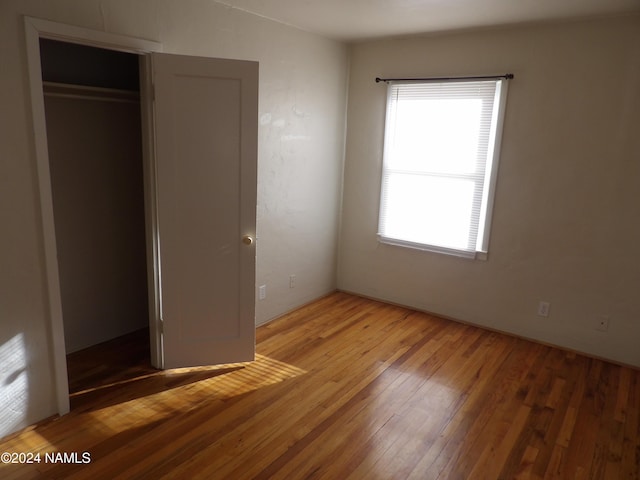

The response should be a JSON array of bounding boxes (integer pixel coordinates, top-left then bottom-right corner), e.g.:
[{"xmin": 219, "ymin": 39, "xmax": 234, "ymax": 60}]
[{"xmin": 24, "ymin": 16, "xmax": 163, "ymax": 416}]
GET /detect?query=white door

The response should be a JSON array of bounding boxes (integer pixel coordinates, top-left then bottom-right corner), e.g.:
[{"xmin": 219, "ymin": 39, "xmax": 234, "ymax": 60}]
[{"xmin": 152, "ymin": 52, "xmax": 258, "ymax": 369}]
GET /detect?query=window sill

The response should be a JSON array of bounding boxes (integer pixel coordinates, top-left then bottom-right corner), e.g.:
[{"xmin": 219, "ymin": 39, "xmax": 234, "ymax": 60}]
[{"xmin": 377, "ymin": 235, "xmax": 488, "ymax": 261}]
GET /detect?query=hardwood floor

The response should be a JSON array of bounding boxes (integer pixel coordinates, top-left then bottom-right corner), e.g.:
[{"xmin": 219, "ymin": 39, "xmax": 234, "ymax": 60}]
[{"xmin": 1, "ymin": 292, "xmax": 639, "ymax": 479}]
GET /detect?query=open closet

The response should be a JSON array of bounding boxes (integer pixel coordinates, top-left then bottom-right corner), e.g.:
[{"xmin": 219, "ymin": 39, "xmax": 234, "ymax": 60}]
[
  {"xmin": 40, "ymin": 39, "xmax": 149, "ymax": 358},
  {"xmin": 28, "ymin": 18, "xmax": 258, "ymax": 414}
]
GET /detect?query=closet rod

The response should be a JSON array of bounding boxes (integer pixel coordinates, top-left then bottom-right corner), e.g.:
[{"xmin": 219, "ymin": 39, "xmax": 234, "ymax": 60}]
[{"xmin": 42, "ymin": 81, "xmax": 140, "ymax": 104}]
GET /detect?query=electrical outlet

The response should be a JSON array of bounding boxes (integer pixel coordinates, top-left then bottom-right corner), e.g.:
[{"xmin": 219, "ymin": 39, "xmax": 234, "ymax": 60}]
[
  {"xmin": 537, "ymin": 301, "xmax": 550, "ymax": 317},
  {"xmin": 289, "ymin": 274, "xmax": 296, "ymax": 289},
  {"xmin": 596, "ymin": 315, "xmax": 609, "ymax": 332},
  {"xmin": 259, "ymin": 285, "xmax": 266, "ymax": 300}
]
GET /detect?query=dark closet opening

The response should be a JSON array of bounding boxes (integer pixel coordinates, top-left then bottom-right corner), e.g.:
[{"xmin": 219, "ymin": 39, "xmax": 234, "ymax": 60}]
[{"xmin": 40, "ymin": 39, "xmax": 151, "ymax": 400}]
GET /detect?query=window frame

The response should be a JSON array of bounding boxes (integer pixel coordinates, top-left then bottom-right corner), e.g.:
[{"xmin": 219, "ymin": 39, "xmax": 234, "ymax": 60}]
[{"xmin": 377, "ymin": 77, "xmax": 510, "ymax": 260}]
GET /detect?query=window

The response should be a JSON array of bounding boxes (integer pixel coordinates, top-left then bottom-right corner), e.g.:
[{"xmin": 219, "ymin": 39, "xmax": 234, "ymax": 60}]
[{"xmin": 378, "ymin": 77, "xmax": 509, "ymax": 259}]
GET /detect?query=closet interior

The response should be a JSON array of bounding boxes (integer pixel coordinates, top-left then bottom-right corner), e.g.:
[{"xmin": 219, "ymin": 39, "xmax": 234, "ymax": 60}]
[{"xmin": 40, "ymin": 38, "xmax": 150, "ymax": 361}]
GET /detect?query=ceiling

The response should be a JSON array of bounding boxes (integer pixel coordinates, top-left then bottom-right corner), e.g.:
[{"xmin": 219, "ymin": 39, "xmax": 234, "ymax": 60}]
[{"xmin": 215, "ymin": 0, "xmax": 640, "ymax": 41}]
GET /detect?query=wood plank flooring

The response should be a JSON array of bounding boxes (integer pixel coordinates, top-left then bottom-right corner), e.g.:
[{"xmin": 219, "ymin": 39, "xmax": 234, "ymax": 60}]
[{"xmin": 1, "ymin": 292, "xmax": 639, "ymax": 479}]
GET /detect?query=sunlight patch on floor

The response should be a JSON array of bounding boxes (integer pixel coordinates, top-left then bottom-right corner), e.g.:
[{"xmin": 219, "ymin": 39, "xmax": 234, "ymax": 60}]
[
  {"xmin": 0, "ymin": 354, "xmax": 307, "ymax": 459},
  {"xmin": 84, "ymin": 354, "xmax": 306, "ymax": 429}
]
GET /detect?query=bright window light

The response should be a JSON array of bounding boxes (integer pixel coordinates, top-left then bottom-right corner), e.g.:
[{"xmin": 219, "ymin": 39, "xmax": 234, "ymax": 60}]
[{"xmin": 378, "ymin": 78, "xmax": 509, "ymax": 258}]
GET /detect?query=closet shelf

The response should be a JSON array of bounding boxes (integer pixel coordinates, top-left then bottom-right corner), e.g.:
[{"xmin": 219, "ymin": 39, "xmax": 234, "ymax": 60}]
[{"xmin": 43, "ymin": 81, "xmax": 140, "ymax": 103}]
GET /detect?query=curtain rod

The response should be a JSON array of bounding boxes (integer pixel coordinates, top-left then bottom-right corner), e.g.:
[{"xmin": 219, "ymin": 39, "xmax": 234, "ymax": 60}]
[{"xmin": 375, "ymin": 73, "xmax": 514, "ymax": 83}]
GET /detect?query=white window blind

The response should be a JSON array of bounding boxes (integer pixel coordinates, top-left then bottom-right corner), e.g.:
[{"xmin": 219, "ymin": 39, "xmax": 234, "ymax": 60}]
[{"xmin": 378, "ymin": 78, "xmax": 508, "ymax": 258}]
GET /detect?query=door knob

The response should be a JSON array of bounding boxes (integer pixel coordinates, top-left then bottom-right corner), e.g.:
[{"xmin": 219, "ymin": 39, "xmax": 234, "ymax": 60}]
[{"xmin": 242, "ymin": 235, "xmax": 254, "ymax": 245}]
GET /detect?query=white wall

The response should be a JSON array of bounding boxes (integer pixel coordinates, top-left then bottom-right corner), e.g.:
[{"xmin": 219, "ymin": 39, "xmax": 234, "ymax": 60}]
[
  {"xmin": 0, "ymin": 0, "xmax": 347, "ymax": 437},
  {"xmin": 339, "ymin": 15, "xmax": 640, "ymax": 367}
]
